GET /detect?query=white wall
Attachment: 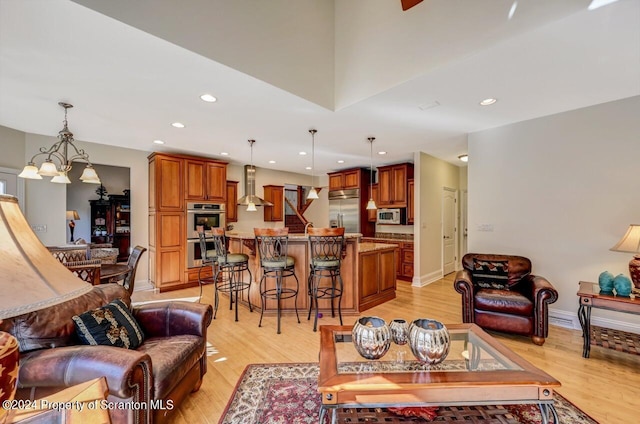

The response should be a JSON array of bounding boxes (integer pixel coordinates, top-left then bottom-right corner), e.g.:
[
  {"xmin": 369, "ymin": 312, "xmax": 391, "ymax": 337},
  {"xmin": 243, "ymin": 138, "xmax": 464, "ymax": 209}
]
[
  {"xmin": 468, "ymin": 96, "xmax": 640, "ymax": 327},
  {"xmin": 0, "ymin": 126, "xmax": 26, "ymax": 168},
  {"xmin": 25, "ymin": 133, "xmax": 150, "ymax": 281},
  {"xmin": 414, "ymin": 152, "xmax": 460, "ymax": 286}
]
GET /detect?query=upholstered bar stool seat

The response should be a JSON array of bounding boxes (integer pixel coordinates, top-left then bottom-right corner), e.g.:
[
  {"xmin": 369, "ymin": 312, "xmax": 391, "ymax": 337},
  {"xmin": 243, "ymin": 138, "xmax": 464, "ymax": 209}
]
[{"xmin": 254, "ymin": 227, "xmax": 300, "ymax": 334}]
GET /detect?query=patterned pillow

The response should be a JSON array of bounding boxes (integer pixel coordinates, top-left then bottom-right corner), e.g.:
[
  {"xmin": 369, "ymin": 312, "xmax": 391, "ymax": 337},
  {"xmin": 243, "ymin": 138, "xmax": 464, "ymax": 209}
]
[
  {"xmin": 72, "ymin": 299, "xmax": 144, "ymax": 349},
  {"xmin": 472, "ymin": 259, "xmax": 510, "ymax": 290}
]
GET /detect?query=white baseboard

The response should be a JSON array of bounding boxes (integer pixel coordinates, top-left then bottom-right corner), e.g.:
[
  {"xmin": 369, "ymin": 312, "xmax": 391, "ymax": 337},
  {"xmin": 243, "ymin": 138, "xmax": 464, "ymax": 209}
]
[
  {"xmin": 133, "ymin": 279, "xmax": 154, "ymax": 292},
  {"xmin": 549, "ymin": 308, "xmax": 640, "ymax": 334},
  {"xmin": 412, "ymin": 270, "xmax": 442, "ymax": 287}
]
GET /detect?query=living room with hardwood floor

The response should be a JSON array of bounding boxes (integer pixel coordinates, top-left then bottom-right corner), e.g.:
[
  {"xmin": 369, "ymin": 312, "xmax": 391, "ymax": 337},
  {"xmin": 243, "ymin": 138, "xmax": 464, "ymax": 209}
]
[{"xmin": 131, "ymin": 274, "xmax": 639, "ymax": 424}]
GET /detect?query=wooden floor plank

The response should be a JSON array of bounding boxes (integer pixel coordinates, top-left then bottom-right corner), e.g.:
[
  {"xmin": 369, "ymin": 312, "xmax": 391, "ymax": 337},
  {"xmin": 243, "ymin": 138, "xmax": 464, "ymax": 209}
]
[{"xmin": 132, "ymin": 273, "xmax": 640, "ymax": 423}]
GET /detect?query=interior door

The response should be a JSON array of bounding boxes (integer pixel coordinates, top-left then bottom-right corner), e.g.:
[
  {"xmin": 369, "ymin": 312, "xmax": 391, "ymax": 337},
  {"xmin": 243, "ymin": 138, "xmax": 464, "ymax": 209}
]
[{"xmin": 442, "ymin": 188, "xmax": 457, "ymax": 275}]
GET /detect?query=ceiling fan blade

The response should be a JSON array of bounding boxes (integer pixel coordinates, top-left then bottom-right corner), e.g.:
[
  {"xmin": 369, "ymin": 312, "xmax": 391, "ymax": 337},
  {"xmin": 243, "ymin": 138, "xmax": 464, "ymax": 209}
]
[{"xmin": 401, "ymin": 0, "xmax": 424, "ymax": 11}]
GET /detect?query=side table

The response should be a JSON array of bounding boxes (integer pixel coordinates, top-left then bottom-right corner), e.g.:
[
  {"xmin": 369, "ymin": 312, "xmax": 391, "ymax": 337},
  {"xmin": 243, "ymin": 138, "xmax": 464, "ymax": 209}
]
[{"xmin": 577, "ymin": 281, "xmax": 640, "ymax": 358}]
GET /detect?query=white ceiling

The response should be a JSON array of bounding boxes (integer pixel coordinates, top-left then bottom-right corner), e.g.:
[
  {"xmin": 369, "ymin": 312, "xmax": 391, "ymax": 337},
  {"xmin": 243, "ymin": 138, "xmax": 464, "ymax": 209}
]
[{"xmin": 1, "ymin": 0, "xmax": 638, "ymax": 176}]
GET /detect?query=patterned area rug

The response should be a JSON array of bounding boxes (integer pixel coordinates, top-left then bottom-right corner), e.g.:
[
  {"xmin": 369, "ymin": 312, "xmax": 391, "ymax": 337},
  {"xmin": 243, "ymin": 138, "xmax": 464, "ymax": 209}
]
[{"xmin": 219, "ymin": 363, "xmax": 599, "ymax": 424}]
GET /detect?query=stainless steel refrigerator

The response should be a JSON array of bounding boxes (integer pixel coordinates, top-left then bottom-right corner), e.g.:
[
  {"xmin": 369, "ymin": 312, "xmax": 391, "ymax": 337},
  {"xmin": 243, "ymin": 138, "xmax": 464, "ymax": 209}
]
[{"xmin": 329, "ymin": 189, "xmax": 361, "ymax": 233}]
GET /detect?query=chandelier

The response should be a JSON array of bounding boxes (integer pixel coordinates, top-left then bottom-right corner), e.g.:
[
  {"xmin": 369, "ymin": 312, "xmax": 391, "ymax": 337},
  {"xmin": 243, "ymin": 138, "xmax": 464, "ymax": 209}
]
[{"xmin": 18, "ymin": 102, "xmax": 101, "ymax": 184}]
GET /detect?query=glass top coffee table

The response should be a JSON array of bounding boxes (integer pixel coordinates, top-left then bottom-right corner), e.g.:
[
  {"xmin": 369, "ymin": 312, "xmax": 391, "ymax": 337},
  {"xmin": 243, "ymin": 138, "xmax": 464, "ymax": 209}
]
[{"xmin": 318, "ymin": 323, "xmax": 561, "ymax": 424}]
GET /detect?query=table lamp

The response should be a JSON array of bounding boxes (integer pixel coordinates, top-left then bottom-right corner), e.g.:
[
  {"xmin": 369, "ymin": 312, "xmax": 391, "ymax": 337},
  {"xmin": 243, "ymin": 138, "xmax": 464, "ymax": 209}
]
[
  {"xmin": 0, "ymin": 195, "xmax": 93, "ymax": 423},
  {"xmin": 66, "ymin": 210, "xmax": 80, "ymax": 243},
  {"xmin": 610, "ymin": 224, "xmax": 640, "ymax": 290}
]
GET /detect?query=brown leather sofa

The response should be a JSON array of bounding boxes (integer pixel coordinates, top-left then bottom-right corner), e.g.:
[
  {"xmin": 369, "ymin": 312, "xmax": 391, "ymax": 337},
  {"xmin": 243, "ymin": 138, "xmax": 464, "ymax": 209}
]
[
  {"xmin": 454, "ymin": 253, "xmax": 558, "ymax": 345},
  {"xmin": 0, "ymin": 284, "xmax": 213, "ymax": 424}
]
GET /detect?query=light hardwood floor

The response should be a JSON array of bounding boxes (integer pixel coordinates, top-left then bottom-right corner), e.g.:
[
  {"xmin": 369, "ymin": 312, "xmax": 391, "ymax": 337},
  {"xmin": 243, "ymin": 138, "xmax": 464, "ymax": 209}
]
[{"xmin": 132, "ymin": 274, "xmax": 640, "ymax": 423}]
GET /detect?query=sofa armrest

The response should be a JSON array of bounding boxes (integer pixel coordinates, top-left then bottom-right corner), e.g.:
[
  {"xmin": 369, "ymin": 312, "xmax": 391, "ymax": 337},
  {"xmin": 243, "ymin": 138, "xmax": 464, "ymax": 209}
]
[
  {"xmin": 453, "ymin": 269, "xmax": 475, "ymax": 323},
  {"xmin": 524, "ymin": 274, "xmax": 558, "ymax": 338},
  {"xmin": 17, "ymin": 345, "xmax": 152, "ymax": 400},
  {"xmin": 133, "ymin": 301, "xmax": 213, "ymax": 338},
  {"xmin": 525, "ymin": 274, "xmax": 559, "ymax": 305}
]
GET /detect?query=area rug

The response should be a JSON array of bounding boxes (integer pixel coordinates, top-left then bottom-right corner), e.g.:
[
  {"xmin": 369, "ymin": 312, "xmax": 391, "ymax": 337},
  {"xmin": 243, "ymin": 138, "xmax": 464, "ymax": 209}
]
[{"xmin": 219, "ymin": 363, "xmax": 599, "ymax": 424}]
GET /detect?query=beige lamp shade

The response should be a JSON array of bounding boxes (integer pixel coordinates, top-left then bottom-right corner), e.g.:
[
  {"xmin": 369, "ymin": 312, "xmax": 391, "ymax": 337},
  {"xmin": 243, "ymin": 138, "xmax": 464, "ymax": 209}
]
[
  {"xmin": 0, "ymin": 195, "xmax": 92, "ymax": 319},
  {"xmin": 610, "ymin": 224, "xmax": 640, "ymax": 253},
  {"xmin": 610, "ymin": 224, "xmax": 640, "ymax": 290},
  {"xmin": 66, "ymin": 210, "xmax": 80, "ymax": 220}
]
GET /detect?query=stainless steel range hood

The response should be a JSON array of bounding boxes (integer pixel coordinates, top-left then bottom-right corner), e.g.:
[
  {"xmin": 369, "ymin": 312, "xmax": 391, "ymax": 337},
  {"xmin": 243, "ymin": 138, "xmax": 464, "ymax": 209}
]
[{"xmin": 237, "ymin": 165, "xmax": 273, "ymax": 207}]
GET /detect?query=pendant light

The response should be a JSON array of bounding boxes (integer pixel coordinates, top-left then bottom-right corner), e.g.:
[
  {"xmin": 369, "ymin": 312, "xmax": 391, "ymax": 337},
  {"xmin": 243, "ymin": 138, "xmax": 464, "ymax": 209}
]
[
  {"xmin": 19, "ymin": 102, "xmax": 101, "ymax": 184},
  {"xmin": 366, "ymin": 137, "xmax": 377, "ymax": 210},
  {"xmin": 307, "ymin": 129, "xmax": 319, "ymax": 200},
  {"xmin": 247, "ymin": 140, "xmax": 257, "ymax": 211}
]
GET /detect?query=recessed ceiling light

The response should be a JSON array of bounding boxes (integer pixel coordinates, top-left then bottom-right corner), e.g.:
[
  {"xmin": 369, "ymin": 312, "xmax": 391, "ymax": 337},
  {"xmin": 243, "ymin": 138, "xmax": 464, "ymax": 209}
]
[
  {"xmin": 337, "ymin": 160, "xmax": 345, "ymax": 164},
  {"xmin": 153, "ymin": 140, "xmax": 165, "ymax": 145},
  {"xmin": 171, "ymin": 122, "xmax": 185, "ymax": 128},
  {"xmin": 200, "ymin": 94, "xmax": 217, "ymax": 103},
  {"xmin": 299, "ymin": 151, "xmax": 307, "ymax": 156},
  {"xmin": 269, "ymin": 160, "xmax": 276, "ymax": 164},
  {"xmin": 479, "ymin": 98, "xmax": 497, "ymax": 106},
  {"xmin": 305, "ymin": 166, "xmax": 312, "ymax": 170},
  {"xmin": 220, "ymin": 152, "xmax": 229, "ymax": 156},
  {"xmin": 378, "ymin": 151, "xmax": 387, "ymax": 155},
  {"xmin": 458, "ymin": 154, "xmax": 469, "ymax": 162}
]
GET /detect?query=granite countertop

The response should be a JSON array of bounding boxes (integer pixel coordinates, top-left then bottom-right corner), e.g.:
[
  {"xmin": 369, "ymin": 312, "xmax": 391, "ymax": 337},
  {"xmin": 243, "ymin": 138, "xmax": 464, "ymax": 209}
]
[
  {"xmin": 363, "ymin": 233, "xmax": 414, "ymax": 243},
  {"xmin": 358, "ymin": 242, "xmax": 399, "ymax": 253},
  {"xmin": 225, "ymin": 231, "xmax": 362, "ymax": 240}
]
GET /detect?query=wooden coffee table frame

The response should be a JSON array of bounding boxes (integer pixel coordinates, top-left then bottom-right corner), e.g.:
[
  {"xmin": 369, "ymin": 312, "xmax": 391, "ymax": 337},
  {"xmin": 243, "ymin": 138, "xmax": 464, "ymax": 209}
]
[{"xmin": 318, "ymin": 323, "xmax": 560, "ymax": 424}]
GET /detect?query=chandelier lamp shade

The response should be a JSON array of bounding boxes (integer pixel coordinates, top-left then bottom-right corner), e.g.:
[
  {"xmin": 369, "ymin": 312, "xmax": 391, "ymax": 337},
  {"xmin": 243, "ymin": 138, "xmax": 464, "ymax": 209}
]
[
  {"xmin": 366, "ymin": 137, "xmax": 377, "ymax": 210},
  {"xmin": 18, "ymin": 102, "xmax": 101, "ymax": 184},
  {"xmin": 307, "ymin": 129, "xmax": 319, "ymax": 200}
]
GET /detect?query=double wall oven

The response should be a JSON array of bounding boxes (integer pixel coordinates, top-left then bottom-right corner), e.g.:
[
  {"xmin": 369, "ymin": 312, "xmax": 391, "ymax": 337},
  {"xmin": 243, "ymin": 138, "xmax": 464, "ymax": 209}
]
[{"xmin": 186, "ymin": 202, "xmax": 225, "ymax": 268}]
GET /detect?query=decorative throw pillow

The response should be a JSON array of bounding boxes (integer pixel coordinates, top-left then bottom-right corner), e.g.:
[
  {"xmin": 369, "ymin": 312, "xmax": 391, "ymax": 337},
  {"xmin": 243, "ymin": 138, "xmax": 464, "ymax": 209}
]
[
  {"xmin": 472, "ymin": 259, "xmax": 510, "ymax": 290},
  {"xmin": 72, "ymin": 299, "xmax": 144, "ymax": 349}
]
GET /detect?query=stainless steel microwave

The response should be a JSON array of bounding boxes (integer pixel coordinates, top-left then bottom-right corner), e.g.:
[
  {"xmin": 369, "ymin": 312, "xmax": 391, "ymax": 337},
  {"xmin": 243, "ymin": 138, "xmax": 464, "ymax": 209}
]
[{"xmin": 377, "ymin": 208, "xmax": 404, "ymax": 225}]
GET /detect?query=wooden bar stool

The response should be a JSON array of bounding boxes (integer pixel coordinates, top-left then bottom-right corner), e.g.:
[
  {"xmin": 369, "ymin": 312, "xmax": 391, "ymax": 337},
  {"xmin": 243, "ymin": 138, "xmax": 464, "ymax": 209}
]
[
  {"xmin": 254, "ymin": 227, "xmax": 300, "ymax": 334},
  {"xmin": 210, "ymin": 228, "xmax": 253, "ymax": 321},
  {"xmin": 307, "ymin": 227, "xmax": 345, "ymax": 331}
]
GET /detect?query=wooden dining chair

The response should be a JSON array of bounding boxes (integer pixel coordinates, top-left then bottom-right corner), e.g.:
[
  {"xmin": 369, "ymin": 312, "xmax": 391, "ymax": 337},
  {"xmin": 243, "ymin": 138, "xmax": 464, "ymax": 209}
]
[
  {"xmin": 121, "ymin": 246, "xmax": 147, "ymax": 295},
  {"xmin": 64, "ymin": 259, "xmax": 102, "ymax": 285},
  {"xmin": 48, "ymin": 245, "xmax": 89, "ymax": 263}
]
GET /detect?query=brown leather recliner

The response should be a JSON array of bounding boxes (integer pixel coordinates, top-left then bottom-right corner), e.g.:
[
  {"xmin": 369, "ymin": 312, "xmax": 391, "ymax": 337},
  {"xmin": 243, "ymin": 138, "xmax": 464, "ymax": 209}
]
[
  {"xmin": 0, "ymin": 284, "xmax": 213, "ymax": 424},
  {"xmin": 454, "ymin": 253, "xmax": 558, "ymax": 346}
]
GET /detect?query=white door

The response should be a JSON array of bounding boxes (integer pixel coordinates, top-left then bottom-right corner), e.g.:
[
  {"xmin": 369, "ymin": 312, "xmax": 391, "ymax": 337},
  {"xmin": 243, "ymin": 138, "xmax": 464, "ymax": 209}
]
[
  {"xmin": 460, "ymin": 189, "xmax": 468, "ymax": 257},
  {"xmin": 442, "ymin": 188, "xmax": 457, "ymax": 275},
  {"xmin": 0, "ymin": 167, "xmax": 24, "ymax": 210}
]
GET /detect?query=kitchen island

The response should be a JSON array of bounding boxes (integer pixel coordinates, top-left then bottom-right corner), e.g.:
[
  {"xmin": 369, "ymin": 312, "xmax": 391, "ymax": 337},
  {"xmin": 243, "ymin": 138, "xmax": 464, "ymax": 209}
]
[{"xmin": 222, "ymin": 232, "xmax": 397, "ymax": 316}]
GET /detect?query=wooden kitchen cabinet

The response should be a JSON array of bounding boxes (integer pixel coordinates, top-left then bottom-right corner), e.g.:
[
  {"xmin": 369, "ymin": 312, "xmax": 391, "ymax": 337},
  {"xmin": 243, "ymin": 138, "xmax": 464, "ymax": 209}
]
[
  {"xmin": 226, "ymin": 180, "xmax": 238, "ymax": 223},
  {"xmin": 185, "ymin": 159, "xmax": 227, "ymax": 202},
  {"xmin": 149, "ymin": 152, "xmax": 228, "ymax": 292},
  {"xmin": 399, "ymin": 241, "xmax": 414, "ymax": 281},
  {"xmin": 377, "ymin": 163, "xmax": 414, "ymax": 208},
  {"xmin": 149, "ymin": 153, "xmax": 183, "ymax": 211},
  {"xmin": 367, "ymin": 183, "xmax": 379, "ymax": 222},
  {"xmin": 407, "ymin": 179, "xmax": 414, "ymax": 224},
  {"xmin": 359, "ymin": 248, "xmax": 396, "ymax": 311},
  {"xmin": 328, "ymin": 168, "xmax": 361, "ymax": 191},
  {"xmin": 263, "ymin": 185, "xmax": 284, "ymax": 221}
]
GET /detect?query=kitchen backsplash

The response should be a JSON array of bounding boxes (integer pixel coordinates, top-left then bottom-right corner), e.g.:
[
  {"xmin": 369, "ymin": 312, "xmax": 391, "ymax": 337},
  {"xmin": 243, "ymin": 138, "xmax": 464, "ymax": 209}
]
[{"xmin": 376, "ymin": 224, "xmax": 414, "ymax": 235}]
